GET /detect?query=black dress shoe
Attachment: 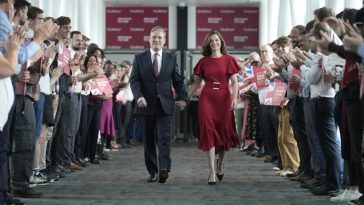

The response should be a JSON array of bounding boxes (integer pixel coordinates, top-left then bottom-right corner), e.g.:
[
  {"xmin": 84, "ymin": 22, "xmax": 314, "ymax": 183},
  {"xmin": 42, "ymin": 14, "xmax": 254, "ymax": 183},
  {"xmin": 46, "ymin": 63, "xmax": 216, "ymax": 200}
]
[
  {"xmin": 5, "ymin": 192, "xmax": 26, "ymax": 205},
  {"xmin": 147, "ymin": 174, "xmax": 158, "ymax": 182},
  {"xmin": 90, "ymin": 159, "xmax": 100, "ymax": 164},
  {"xmin": 159, "ymin": 170, "xmax": 169, "ymax": 183}
]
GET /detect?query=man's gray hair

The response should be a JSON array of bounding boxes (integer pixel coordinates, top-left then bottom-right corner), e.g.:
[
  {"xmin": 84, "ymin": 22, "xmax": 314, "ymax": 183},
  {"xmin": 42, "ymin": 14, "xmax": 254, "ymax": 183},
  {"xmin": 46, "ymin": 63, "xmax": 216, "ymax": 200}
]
[{"xmin": 150, "ymin": 26, "xmax": 166, "ymax": 37}]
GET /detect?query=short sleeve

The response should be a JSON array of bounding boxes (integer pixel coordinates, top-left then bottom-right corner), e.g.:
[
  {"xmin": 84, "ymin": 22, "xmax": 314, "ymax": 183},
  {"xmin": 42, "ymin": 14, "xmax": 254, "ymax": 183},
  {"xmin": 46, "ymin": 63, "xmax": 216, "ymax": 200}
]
[
  {"xmin": 193, "ymin": 58, "xmax": 204, "ymax": 77},
  {"xmin": 227, "ymin": 55, "xmax": 240, "ymax": 75}
]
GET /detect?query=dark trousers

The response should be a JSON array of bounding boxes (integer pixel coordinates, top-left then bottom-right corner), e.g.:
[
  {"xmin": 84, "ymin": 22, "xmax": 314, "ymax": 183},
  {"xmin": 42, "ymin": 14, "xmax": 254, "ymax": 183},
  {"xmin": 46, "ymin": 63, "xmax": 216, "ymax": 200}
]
[
  {"xmin": 141, "ymin": 100, "xmax": 173, "ymax": 175},
  {"xmin": 74, "ymin": 95, "xmax": 89, "ymax": 160},
  {"xmin": 311, "ymin": 97, "xmax": 342, "ymax": 190},
  {"xmin": 11, "ymin": 96, "xmax": 36, "ymax": 191},
  {"xmin": 289, "ymin": 96, "xmax": 312, "ymax": 175},
  {"xmin": 50, "ymin": 93, "xmax": 70, "ymax": 166},
  {"xmin": 340, "ymin": 83, "xmax": 364, "ymax": 190},
  {"xmin": 64, "ymin": 94, "xmax": 82, "ymax": 164},
  {"xmin": 84, "ymin": 100, "xmax": 102, "ymax": 161},
  {"xmin": 304, "ymin": 99, "xmax": 326, "ymax": 178},
  {"xmin": 259, "ymin": 105, "xmax": 279, "ymax": 158},
  {"xmin": 118, "ymin": 101, "xmax": 132, "ymax": 144}
]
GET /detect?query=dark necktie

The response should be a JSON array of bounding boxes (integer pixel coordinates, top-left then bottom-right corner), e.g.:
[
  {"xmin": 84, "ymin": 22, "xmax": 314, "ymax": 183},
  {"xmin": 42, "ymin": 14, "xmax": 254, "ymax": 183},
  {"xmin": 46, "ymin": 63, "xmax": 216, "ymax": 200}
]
[{"xmin": 153, "ymin": 53, "xmax": 158, "ymax": 78}]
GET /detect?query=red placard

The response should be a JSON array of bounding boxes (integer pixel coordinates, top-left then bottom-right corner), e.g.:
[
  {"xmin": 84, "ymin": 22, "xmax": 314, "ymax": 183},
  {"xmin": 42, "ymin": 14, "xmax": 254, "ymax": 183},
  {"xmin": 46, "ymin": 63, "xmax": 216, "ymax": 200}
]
[
  {"xmin": 105, "ymin": 7, "xmax": 169, "ymax": 49},
  {"xmin": 288, "ymin": 68, "xmax": 302, "ymax": 93},
  {"xmin": 263, "ymin": 81, "xmax": 287, "ymax": 106},
  {"xmin": 196, "ymin": 7, "xmax": 259, "ymax": 50},
  {"xmin": 90, "ymin": 76, "xmax": 113, "ymax": 96}
]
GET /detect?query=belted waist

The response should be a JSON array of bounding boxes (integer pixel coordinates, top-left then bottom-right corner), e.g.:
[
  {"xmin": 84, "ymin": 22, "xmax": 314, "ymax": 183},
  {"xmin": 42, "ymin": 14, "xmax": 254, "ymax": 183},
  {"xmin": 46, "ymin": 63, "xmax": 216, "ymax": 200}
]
[{"xmin": 204, "ymin": 82, "xmax": 228, "ymax": 90}]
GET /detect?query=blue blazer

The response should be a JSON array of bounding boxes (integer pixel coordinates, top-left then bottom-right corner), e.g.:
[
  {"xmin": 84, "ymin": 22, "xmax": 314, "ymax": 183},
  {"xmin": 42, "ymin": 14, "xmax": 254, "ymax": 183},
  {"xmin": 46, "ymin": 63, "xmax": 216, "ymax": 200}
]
[{"xmin": 130, "ymin": 50, "xmax": 188, "ymax": 115}]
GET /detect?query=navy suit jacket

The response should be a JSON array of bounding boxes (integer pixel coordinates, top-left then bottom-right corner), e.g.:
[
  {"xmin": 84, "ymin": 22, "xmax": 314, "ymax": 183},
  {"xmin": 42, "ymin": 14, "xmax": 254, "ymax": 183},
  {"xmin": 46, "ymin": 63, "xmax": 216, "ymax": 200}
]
[{"xmin": 130, "ymin": 50, "xmax": 188, "ymax": 115}]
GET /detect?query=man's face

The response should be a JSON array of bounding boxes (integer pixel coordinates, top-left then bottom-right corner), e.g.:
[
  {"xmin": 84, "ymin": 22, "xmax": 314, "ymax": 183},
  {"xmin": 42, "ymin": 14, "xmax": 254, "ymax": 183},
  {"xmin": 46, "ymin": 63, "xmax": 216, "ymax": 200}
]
[
  {"xmin": 260, "ymin": 46, "xmax": 273, "ymax": 64},
  {"xmin": 6, "ymin": 0, "xmax": 15, "ymax": 21},
  {"xmin": 276, "ymin": 44, "xmax": 291, "ymax": 58},
  {"xmin": 72, "ymin": 33, "xmax": 83, "ymax": 51},
  {"xmin": 149, "ymin": 30, "xmax": 165, "ymax": 52},
  {"xmin": 289, "ymin": 28, "xmax": 301, "ymax": 48},
  {"xmin": 58, "ymin": 24, "xmax": 72, "ymax": 40},
  {"xmin": 29, "ymin": 13, "xmax": 44, "ymax": 30},
  {"xmin": 298, "ymin": 34, "xmax": 309, "ymax": 52},
  {"xmin": 17, "ymin": 6, "xmax": 28, "ymax": 25}
]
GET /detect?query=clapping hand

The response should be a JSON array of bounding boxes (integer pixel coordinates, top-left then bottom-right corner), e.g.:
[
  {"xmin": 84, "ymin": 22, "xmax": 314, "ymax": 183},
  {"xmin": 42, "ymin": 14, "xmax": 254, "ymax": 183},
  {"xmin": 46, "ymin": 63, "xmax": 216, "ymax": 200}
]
[{"xmin": 342, "ymin": 22, "xmax": 363, "ymax": 53}]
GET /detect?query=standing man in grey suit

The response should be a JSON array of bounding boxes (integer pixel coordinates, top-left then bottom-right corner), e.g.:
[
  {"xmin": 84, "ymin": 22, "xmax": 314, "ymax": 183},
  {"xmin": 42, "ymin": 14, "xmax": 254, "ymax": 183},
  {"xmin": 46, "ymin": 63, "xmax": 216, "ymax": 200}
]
[{"xmin": 130, "ymin": 26, "xmax": 188, "ymax": 183}]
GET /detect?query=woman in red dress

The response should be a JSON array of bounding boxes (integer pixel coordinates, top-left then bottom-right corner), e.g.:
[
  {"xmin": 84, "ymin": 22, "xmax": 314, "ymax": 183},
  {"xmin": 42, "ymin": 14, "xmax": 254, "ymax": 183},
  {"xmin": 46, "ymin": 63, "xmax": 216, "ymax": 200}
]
[{"xmin": 188, "ymin": 31, "xmax": 240, "ymax": 185}]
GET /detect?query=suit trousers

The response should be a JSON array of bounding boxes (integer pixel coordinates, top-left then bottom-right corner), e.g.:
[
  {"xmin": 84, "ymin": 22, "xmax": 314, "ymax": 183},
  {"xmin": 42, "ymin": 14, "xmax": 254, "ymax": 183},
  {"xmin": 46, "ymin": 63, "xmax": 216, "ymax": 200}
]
[
  {"xmin": 289, "ymin": 96, "xmax": 312, "ymax": 174},
  {"xmin": 141, "ymin": 100, "xmax": 173, "ymax": 175},
  {"xmin": 277, "ymin": 106, "xmax": 300, "ymax": 172},
  {"xmin": 11, "ymin": 96, "xmax": 36, "ymax": 191}
]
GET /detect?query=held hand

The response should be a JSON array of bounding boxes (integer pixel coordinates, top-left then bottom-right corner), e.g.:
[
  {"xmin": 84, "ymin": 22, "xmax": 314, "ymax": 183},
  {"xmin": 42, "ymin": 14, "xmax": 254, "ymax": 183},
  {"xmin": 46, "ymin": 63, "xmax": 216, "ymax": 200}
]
[
  {"xmin": 343, "ymin": 26, "xmax": 363, "ymax": 53},
  {"xmin": 288, "ymin": 75, "xmax": 301, "ymax": 83},
  {"xmin": 309, "ymin": 30, "xmax": 331, "ymax": 51},
  {"xmin": 272, "ymin": 57, "xmax": 288, "ymax": 71},
  {"xmin": 175, "ymin": 100, "xmax": 187, "ymax": 111},
  {"xmin": 323, "ymin": 74, "xmax": 336, "ymax": 84},
  {"xmin": 18, "ymin": 70, "xmax": 31, "ymax": 83},
  {"xmin": 34, "ymin": 20, "xmax": 59, "ymax": 44},
  {"xmin": 137, "ymin": 97, "xmax": 147, "ymax": 108},
  {"xmin": 230, "ymin": 98, "xmax": 238, "ymax": 110},
  {"xmin": 51, "ymin": 66, "xmax": 64, "ymax": 79}
]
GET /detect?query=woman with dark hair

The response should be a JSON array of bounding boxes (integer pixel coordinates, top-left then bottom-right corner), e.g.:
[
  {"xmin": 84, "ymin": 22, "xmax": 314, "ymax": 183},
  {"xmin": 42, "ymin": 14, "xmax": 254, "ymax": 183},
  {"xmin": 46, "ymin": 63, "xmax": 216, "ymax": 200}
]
[
  {"xmin": 82, "ymin": 55, "xmax": 105, "ymax": 164},
  {"xmin": 188, "ymin": 30, "xmax": 240, "ymax": 185}
]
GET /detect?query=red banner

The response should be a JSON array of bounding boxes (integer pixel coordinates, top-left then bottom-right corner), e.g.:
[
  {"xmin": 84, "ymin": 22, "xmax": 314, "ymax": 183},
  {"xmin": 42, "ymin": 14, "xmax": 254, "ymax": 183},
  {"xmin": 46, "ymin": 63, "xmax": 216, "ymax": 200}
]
[
  {"xmin": 196, "ymin": 7, "xmax": 259, "ymax": 50},
  {"xmin": 105, "ymin": 7, "xmax": 169, "ymax": 49}
]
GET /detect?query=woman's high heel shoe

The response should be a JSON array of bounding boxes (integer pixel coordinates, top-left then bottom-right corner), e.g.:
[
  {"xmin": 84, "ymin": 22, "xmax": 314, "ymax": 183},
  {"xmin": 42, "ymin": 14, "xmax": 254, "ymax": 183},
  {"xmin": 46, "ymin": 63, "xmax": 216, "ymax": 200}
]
[
  {"xmin": 216, "ymin": 159, "xmax": 224, "ymax": 181},
  {"xmin": 208, "ymin": 175, "xmax": 216, "ymax": 185}
]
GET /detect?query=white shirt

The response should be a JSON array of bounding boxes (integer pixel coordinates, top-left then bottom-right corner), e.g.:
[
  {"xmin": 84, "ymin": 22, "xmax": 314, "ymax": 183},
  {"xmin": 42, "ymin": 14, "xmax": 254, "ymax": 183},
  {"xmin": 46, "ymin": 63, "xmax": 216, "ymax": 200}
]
[
  {"xmin": 39, "ymin": 74, "xmax": 51, "ymax": 95},
  {"xmin": 123, "ymin": 69, "xmax": 134, "ymax": 101},
  {"xmin": 0, "ymin": 77, "xmax": 14, "ymax": 131},
  {"xmin": 301, "ymin": 53, "xmax": 345, "ymax": 98}
]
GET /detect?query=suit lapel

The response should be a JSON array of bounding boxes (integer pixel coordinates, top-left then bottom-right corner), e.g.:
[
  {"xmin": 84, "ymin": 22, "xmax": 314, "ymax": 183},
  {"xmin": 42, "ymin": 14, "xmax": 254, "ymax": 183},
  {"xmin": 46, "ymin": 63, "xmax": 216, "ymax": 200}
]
[
  {"xmin": 160, "ymin": 51, "xmax": 168, "ymax": 78},
  {"xmin": 144, "ymin": 50, "xmax": 154, "ymax": 79}
]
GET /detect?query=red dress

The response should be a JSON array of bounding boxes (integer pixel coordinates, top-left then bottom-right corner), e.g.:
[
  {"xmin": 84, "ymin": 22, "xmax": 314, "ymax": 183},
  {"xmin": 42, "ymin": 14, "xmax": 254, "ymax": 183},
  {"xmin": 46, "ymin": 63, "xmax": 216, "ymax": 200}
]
[{"xmin": 194, "ymin": 55, "xmax": 240, "ymax": 152}]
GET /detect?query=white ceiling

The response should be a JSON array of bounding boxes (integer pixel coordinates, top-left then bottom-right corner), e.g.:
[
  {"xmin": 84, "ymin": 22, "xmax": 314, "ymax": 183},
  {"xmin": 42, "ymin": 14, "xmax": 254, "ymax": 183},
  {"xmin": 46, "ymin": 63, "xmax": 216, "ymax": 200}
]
[{"xmin": 104, "ymin": 0, "xmax": 258, "ymax": 6}]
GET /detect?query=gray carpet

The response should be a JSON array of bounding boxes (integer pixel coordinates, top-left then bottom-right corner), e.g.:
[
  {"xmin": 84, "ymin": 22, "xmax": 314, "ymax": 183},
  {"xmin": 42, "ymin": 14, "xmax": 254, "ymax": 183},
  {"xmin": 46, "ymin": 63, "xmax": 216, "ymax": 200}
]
[{"xmin": 21, "ymin": 143, "xmax": 339, "ymax": 205}]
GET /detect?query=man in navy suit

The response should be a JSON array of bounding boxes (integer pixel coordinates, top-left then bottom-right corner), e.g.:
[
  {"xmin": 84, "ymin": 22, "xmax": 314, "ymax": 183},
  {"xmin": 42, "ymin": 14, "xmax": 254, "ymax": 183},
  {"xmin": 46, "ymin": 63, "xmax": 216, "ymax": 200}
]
[{"xmin": 130, "ymin": 26, "xmax": 188, "ymax": 183}]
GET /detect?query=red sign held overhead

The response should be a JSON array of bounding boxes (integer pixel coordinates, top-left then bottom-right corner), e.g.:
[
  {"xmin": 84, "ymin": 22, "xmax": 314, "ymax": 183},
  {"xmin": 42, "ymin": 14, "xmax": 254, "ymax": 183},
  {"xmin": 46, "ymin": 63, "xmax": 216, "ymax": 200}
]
[
  {"xmin": 105, "ymin": 7, "xmax": 169, "ymax": 49},
  {"xmin": 196, "ymin": 7, "xmax": 259, "ymax": 50}
]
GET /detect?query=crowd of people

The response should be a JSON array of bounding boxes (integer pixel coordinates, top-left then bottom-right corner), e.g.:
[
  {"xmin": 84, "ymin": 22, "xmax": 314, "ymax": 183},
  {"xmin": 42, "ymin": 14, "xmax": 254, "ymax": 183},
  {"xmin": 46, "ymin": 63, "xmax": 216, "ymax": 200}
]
[
  {"xmin": 0, "ymin": 0, "xmax": 364, "ymax": 204},
  {"xmin": 0, "ymin": 0, "xmax": 143, "ymax": 204},
  {"xmin": 234, "ymin": 5, "xmax": 364, "ymax": 205}
]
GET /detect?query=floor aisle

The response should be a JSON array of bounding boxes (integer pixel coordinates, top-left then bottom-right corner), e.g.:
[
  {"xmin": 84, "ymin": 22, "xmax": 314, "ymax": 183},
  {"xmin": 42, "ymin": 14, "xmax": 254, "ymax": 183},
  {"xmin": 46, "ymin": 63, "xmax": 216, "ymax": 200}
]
[{"xmin": 22, "ymin": 143, "xmax": 339, "ymax": 205}]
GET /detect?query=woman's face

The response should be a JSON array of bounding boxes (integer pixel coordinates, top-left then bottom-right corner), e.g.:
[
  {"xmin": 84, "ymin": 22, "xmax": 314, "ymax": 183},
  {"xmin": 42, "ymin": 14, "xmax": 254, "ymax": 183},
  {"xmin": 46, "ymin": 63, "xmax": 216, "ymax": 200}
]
[
  {"xmin": 114, "ymin": 66, "xmax": 126, "ymax": 79},
  {"xmin": 209, "ymin": 34, "xmax": 221, "ymax": 52},
  {"xmin": 104, "ymin": 63, "xmax": 116, "ymax": 77},
  {"xmin": 87, "ymin": 56, "xmax": 98, "ymax": 70}
]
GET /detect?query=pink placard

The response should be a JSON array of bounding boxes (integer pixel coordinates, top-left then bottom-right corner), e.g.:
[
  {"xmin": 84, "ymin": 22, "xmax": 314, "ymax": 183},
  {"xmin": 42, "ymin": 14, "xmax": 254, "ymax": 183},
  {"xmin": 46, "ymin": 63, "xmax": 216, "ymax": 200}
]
[{"xmin": 90, "ymin": 76, "xmax": 113, "ymax": 96}]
